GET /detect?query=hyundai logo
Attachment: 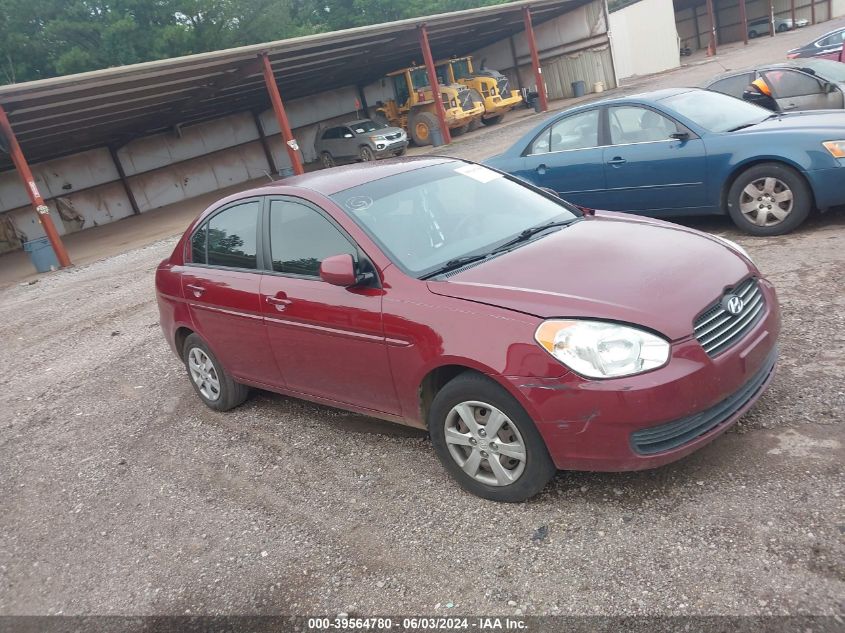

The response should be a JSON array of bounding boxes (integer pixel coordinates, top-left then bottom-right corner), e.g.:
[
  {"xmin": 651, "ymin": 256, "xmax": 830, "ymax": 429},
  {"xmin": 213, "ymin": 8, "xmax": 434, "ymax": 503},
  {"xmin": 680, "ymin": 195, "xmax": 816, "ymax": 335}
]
[{"xmin": 722, "ymin": 294, "xmax": 744, "ymax": 316}]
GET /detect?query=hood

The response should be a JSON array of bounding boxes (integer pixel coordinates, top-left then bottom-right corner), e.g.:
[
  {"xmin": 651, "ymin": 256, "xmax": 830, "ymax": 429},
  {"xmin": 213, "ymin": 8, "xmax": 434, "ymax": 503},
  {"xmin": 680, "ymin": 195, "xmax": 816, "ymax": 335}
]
[
  {"xmin": 735, "ymin": 110, "xmax": 845, "ymax": 134},
  {"xmin": 378, "ymin": 127, "xmax": 406, "ymax": 137},
  {"xmin": 426, "ymin": 212, "xmax": 753, "ymax": 341}
]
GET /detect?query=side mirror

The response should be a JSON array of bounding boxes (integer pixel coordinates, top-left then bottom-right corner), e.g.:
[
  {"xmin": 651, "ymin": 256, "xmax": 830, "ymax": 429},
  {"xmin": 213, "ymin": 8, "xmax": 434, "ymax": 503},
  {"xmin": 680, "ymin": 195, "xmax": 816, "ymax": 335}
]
[
  {"xmin": 320, "ymin": 254, "xmax": 359, "ymax": 287},
  {"xmin": 343, "ymin": 133, "xmax": 354, "ymax": 139}
]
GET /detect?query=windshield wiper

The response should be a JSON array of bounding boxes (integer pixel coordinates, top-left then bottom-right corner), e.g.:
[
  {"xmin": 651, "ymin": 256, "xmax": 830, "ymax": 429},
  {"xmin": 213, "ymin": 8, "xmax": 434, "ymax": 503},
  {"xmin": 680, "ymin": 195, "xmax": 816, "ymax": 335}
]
[
  {"xmin": 727, "ymin": 113, "xmax": 779, "ymax": 132},
  {"xmin": 489, "ymin": 220, "xmax": 574, "ymax": 253},
  {"xmin": 421, "ymin": 254, "xmax": 491, "ymax": 279}
]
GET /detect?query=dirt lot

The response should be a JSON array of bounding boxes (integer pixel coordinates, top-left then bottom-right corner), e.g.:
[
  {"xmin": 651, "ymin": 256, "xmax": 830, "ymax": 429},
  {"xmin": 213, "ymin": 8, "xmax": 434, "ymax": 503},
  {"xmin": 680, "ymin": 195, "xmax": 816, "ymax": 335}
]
[{"xmin": 1, "ymin": 22, "xmax": 844, "ymax": 618}]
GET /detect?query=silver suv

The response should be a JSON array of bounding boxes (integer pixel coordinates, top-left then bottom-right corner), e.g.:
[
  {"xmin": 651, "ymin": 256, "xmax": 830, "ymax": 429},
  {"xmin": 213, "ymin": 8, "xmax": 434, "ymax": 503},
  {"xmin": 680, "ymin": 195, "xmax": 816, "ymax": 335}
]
[{"xmin": 315, "ymin": 119, "xmax": 408, "ymax": 167}]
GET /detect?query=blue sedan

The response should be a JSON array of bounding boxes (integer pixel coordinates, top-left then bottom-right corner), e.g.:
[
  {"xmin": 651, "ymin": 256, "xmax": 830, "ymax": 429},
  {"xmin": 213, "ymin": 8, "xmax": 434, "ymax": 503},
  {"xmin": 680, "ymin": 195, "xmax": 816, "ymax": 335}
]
[{"xmin": 485, "ymin": 88, "xmax": 845, "ymax": 235}]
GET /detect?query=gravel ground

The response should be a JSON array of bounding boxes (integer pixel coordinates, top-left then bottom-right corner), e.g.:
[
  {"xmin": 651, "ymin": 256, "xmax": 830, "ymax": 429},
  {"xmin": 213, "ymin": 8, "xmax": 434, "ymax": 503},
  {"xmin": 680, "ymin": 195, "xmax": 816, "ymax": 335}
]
[{"xmin": 2, "ymin": 22, "xmax": 844, "ymax": 619}]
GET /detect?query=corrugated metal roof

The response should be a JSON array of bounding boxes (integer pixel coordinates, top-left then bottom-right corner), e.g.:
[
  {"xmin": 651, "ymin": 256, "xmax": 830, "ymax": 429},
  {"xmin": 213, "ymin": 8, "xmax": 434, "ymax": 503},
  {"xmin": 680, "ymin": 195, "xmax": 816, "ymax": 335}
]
[{"xmin": 0, "ymin": 0, "xmax": 588, "ymax": 170}]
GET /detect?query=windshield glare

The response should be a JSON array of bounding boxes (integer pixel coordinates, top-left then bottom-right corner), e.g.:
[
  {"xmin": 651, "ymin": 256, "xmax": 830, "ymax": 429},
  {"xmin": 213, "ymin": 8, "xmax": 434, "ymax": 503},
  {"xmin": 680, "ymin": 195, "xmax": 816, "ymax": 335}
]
[
  {"xmin": 661, "ymin": 90, "xmax": 770, "ymax": 132},
  {"xmin": 331, "ymin": 162, "xmax": 578, "ymax": 277},
  {"xmin": 350, "ymin": 120, "xmax": 383, "ymax": 134}
]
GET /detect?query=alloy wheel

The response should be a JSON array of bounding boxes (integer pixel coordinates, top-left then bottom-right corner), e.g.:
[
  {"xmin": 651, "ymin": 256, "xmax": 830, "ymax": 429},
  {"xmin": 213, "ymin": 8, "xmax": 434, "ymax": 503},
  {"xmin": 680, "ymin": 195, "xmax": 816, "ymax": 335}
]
[
  {"xmin": 739, "ymin": 176, "xmax": 794, "ymax": 227},
  {"xmin": 188, "ymin": 347, "xmax": 221, "ymax": 401},
  {"xmin": 444, "ymin": 401, "xmax": 526, "ymax": 487}
]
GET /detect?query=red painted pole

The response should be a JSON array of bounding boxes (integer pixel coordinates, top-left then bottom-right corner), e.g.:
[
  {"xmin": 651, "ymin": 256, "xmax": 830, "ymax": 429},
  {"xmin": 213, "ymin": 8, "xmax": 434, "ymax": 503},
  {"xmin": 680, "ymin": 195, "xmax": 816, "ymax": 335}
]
[
  {"xmin": 705, "ymin": 0, "xmax": 718, "ymax": 55},
  {"xmin": 740, "ymin": 0, "xmax": 749, "ymax": 45},
  {"xmin": 811, "ymin": 0, "xmax": 816, "ymax": 24},
  {"xmin": 417, "ymin": 25, "xmax": 451, "ymax": 146},
  {"xmin": 523, "ymin": 7, "xmax": 548, "ymax": 111},
  {"xmin": 0, "ymin": 104, "xmax": 71, "ymax": 268},
  {"xmin": 259, "ymin": 53, "xmax": 303, "ymax": 176},
  {"xmin": 791, "ymin": 0, "xmax": 796, "ymax": 27},
  {"xmin": 768, "ymin": 0, "xmax": 775, "ymax": 37}
]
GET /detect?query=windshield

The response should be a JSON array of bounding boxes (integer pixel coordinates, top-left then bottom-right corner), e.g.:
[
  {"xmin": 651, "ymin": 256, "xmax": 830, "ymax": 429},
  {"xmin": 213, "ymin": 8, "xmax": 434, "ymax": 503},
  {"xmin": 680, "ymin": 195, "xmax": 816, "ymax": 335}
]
[
  {"xmin": 330, "ymin": 162, "xmax": 578, "ymax": 277},
  {"xmin": 661, "ymin": 90, "xmax": 771, "ymax": 132},
  {"xmin": 799, "ymin": 59, "xmax": 845, "ymax": 82},
  {"xmin": 349, "ymin": 120, "xmax": 383, "ymax": 134}
]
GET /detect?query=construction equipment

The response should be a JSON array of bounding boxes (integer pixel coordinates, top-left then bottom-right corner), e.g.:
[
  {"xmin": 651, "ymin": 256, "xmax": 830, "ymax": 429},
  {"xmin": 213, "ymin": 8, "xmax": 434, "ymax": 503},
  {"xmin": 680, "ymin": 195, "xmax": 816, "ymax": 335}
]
[
  {"xmin": 373, "ymin": 65, "xmax": 484, "ymax": 146},
  {"xmin": 436, "ymin": 56, "xmax": 523, "ymax": 129}
]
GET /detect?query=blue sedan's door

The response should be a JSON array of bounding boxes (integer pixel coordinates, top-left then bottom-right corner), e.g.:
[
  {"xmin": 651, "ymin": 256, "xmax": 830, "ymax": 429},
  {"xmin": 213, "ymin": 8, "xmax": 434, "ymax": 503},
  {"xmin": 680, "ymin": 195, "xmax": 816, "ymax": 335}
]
[
  {"xmin": 517, "ymin": 108, "xmax": 607, "ymax": 207},
  {"xmin": 602, "ymin": 105, "xmax": 708, "ymax": 213}
]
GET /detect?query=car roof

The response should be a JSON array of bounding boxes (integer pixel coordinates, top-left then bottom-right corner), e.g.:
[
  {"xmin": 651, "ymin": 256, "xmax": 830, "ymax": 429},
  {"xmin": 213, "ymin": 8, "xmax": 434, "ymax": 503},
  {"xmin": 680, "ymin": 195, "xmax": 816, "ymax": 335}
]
[
  {"xmin": 577, "ymin": 87, "xmax": 696, "ymax": 107},
  {"xmin": 342, "ymin": 119, "xmax": 374, "ymax": 126},
  {"xmin": 258, "ymin": 156, "xmax": 458, "ymax": 197},
  {"xmin": 706, "ymin": 59, "xmax": 840, "ymax": 83}
]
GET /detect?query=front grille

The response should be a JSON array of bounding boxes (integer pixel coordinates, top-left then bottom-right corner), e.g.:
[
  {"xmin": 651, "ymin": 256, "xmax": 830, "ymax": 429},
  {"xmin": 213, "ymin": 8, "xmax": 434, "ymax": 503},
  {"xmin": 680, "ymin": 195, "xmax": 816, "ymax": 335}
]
[
  {"xmin": 458, "ymin": 89, "xmax": 475, "ymax": 111},
  {"xmin": 497, "ymin": 77, "xmax": 510, "ymax": 98},
  {"xmin": 631, "ymin": 346, "xmax": 777, "ymax": 455},
  {"xmin": 385, "ymin": 132, "xmax": 401, "ymax": 141},
  {"xmin": 694, "ymin": 277, "xmax": 765, "ymax": 356}
]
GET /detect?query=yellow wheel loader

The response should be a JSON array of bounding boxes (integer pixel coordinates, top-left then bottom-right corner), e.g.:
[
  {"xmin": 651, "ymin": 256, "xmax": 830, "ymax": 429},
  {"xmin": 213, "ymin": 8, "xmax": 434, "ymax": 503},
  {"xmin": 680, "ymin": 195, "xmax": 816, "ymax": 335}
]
[
  {"xmin": 436, "ymin": 56, "xmax": 523, "ymax": 129},
  {"xmin": 373, "ymin": 65, "xmax": 484, "ymax": 146}
]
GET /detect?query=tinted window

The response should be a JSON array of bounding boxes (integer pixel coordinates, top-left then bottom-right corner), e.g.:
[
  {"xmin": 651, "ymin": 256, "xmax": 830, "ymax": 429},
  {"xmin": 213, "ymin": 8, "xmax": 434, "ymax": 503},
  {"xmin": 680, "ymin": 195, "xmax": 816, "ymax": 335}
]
[
  {"xmin": 269, "ymin": 201, "xmax": 356, "ymax": 277},
  {"xmin": 818, "ymin": 30, "xmax": 845, "ymax": 47},
  {"xmin": 762, "ymin": 69, "xmax": 823, "ymax": 97},
  {"xmin": 321, "ymin": 128, "xmax": 337, "ymax": 140},
  {"xmin": 709, "ymin": 73, "xmax": 756, "ymax": 98},
  {"xmin": 341, "ymin": 127, "xmax": 355, "ymax": 138},
  {"xmin": 190, "ymin": 223, "xmax": 207, "ymax": 264},
  {"xmin": 207, "ymin": 201, "xmax": 259, "ymax": 269},
  {"xmin": 529, "ymin": 109, "xmax": 599, "ymax": 154},
  {"xmin": 609, "ymin": 106, "xmax": 679, "ymax": 144}
]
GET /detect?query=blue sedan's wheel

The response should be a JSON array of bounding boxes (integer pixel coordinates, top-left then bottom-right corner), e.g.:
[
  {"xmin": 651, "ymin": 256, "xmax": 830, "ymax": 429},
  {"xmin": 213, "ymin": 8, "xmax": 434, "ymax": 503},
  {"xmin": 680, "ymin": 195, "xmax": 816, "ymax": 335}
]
[{"xmin": 726, "ymin": 163, "xmax": 810, "ymax": 236}]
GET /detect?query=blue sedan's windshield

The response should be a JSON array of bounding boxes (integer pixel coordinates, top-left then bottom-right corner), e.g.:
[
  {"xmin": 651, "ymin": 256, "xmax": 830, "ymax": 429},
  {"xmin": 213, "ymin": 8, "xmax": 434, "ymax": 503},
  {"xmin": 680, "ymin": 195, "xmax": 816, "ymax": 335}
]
[
  {"xmin": 661, "ymin": 90, "xmax": 771, "ymax": 133},
  {"xmin": 331, "ymin": 162, "xmax": 578, "ymax": 278}
]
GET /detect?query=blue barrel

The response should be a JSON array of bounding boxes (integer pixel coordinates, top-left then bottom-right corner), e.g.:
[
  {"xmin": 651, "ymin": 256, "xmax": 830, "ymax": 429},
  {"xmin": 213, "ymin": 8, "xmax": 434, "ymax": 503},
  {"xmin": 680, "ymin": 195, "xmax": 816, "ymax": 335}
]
[
  {"xmin": 571, "ymin": 80, "xmax": 586, "ymax": 98},
  {"xmin": 430, "ymin": 126, "xmax": 445, "ymax": 147},
  {"xmin": 22, "ymin": 236, "xmax": 59, "ymax": 273},
  {"xmin": 278, "ymin": 166, "xmax": 295, "ymax": 178}
]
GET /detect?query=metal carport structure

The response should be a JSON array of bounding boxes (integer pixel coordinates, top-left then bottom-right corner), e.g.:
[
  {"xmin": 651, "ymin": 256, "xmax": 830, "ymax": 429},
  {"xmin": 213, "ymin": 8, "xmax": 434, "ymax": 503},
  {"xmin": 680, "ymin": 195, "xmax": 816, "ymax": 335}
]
[{"xmin": 0, "ymin": 0, "xmax": 597, "ymax": 268}]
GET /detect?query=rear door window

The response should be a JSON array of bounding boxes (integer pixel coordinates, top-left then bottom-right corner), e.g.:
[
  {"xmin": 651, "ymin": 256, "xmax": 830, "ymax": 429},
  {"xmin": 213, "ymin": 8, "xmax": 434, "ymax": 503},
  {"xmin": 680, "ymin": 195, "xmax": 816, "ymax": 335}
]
[
  {"xmin": 762, "ymin": 69, "xmax": 823, "ymax": 97},
  {"xmin": 205, "ymin": 200, "xmax": 260, "ymax": 269},
  {"xmin": 529, "ymin": 109, "xmax": 600, "ymax": 154},
  {"xmin": 708, "ymin": 73, "xmax": 756, "ymax": 98}
]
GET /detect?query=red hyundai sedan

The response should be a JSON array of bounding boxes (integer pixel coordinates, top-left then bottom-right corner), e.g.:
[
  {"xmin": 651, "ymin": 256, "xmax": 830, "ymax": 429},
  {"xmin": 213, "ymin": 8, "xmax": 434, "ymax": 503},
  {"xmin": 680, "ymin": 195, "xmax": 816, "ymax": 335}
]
[{"xmin": 156, "ymin": 157, "xmax": 779, "ymax": 502}]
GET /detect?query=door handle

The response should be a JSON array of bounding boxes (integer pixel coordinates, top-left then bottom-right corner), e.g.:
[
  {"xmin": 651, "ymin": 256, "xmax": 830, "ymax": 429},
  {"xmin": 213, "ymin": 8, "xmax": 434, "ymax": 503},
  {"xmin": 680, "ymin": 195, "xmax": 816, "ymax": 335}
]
[
  {"xmin": 536, "ymin": 163, "xmax": 547, "ymax": 175},
  {"xmin": 607, "ymin": 157, "xmax": 627, "ymax": 166},
  {"xmin": 783, "ymin": 103, "xmax": 796, "ymax": 110},
  {"xmin": 186, "ymin": 283, "xmax": 205, "ymax": 297},
  {"xmin": 266, "ymin": 294, "xmax": 292, "ymax": 311}
]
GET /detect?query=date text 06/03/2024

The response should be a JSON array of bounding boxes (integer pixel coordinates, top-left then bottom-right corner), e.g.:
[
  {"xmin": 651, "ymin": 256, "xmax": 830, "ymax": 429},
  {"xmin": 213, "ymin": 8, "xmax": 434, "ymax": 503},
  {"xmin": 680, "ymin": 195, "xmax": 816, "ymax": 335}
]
[{"xmin": 306, "ymin": 616, "xmax": 528, "ymax": 630}]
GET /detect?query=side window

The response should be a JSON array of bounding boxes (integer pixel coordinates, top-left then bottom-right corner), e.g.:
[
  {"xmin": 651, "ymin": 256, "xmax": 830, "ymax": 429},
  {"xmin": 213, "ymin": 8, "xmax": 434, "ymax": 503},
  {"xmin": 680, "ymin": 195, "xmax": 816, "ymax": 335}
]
[
  {"xmin": 190, "ymin": 223, "xmax": 207, "ymax": 264},
  {"xmin": 321, "ymin": 128, "xmax": 337, "ymax": 140},
  {"xmin": 206, "ymin": 200, "xmax": 260, "ymax": 269},
  {"xmin": 818, "ymin": 31, "xmax": 845, "ymax": 47},
  {"xmin": 709, "ymin": 73, "xmax": 756, "ymax": 98},
  {"xmin": 269, "ymin": 200, "xmax": 357, "ymax": 277},
  {"xmin": 528, "ymin": 109, "xmax": 599, "ymax": 154},
  {"xmin": 762, "ymin": 70, "xmax": 823, "ymax": 97},
  {"xmin": 609, "ymin": 106, "xmax": 678, "ymax": 144},
  {"xmin": 341, "ymin": 127, "xmax": 354, "ymax": 139}
]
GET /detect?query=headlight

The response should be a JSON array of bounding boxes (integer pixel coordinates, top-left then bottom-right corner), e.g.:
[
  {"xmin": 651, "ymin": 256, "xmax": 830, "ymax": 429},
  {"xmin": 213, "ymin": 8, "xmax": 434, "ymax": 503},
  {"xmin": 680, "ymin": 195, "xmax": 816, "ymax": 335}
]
[
  {"xmin": 370, "ymin": 135, "xmax": 387, "ymax": 142},
  {"xmin": 712, "ymin": 235, "xmax": 753, "ymax": 262},
  {"xmin": 535, "ymin": 320, "xmax": 670, "ymax": 378},
  {"xmin": 822, "ymin": 140, "xmax": 845, "ymax": 159}
]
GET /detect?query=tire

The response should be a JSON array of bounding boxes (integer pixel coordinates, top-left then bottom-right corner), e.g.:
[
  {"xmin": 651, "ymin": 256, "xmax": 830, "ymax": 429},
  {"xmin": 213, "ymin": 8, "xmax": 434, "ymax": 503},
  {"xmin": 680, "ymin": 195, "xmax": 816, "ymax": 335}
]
[
  {"xmin": 481, "ymin": 114, "xmax": 503, "ymax": 126},
  {"xmin": 451, "ymin": 123, "xmax": 470, "ymax": 137},
  {"xmin": 394, "ymin": 147, "xmax": 407, "ymax": 157},
  {"xmin": 320, "ymin": 152, "xmax": 335, "ymax": 168},
  {"xmin": 183, "ymin": 333, "xmax": 249, "ymax": 412},
  {"xmin": 409, "ymin": 111, "xmax": 438, "ymax": 146},
  {"xmin": 777, "ymin": 23, "xmax": 788, "ymax": 33},
  {"xmin": 428, "ymin": 372, "xmax": 556, "ymax": 502},
  {"xmin": 467, "ymin": 117, "xmax": 483, "ymax": 132},
  {"xmin": 359, "ymin": 145, "xmax": 376, "ymax": 161},
  {"xmin": 749, "ymin": 30, "xmax": 758, "ymax": 38},
  {"xmin": 726, "ymin": 162, "xmax": 811, "ymax": 236}
]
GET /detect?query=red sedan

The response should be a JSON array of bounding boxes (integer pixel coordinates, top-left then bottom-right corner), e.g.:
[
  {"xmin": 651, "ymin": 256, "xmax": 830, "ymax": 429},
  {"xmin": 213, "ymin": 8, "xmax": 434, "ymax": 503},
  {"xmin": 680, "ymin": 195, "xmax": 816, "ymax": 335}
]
[{"xmin": 156, "ymin": 157, "xmax": 779, "ymax": 502}]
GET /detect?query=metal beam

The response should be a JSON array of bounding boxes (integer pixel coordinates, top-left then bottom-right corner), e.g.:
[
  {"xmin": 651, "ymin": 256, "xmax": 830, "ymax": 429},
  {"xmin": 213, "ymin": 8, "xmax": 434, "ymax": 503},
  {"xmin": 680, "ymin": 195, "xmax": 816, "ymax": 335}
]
[
  {"xmin": 0, "ymin": 104, "xmax": 71, "ymax": 268},
  {"xmin": 769, "ymin": 0, "xmax": 775, "ymax": 37},
  {"xmin": 253, "ymin": 111, "xmax": 277, "ymax": 175},
  {"xmin": 811, "ymin": 0, "xmax": 816, "ymax": 24},
  {"xmin": 418, "ymin": 24, "xmax": 452, "ymax": 146},
  {"xmin": 523, "ymin": 6, "xmax": 548, "ymax": 111},
  {"xmin": 791, "ymin": 0, "xmax": 796, "ymax": 27},
  {"xmin": 705, "ymin": 0, "xmax": 718, "ymax": 55},
  {"xmin": 259, "ymin": 53, "xmax": 303, "ymax": 176},
  {"xmin": 740, "ymin": 0, "xmax": 748, "ymax": 45},
  {"xmin": 108, "ymin": 146, "xmax": 140, "ymax": 215}
]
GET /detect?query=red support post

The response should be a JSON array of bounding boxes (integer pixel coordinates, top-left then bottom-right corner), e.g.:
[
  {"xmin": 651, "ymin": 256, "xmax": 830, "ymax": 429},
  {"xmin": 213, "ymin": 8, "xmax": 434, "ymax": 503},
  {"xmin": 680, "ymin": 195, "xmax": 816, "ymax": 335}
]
[
  {"xmin": 705, "ymin": 0, "xmax": 718, "ymax": 55},
  {"xmin": 791, "ymin": 0, "xmax": 796, "ymax": 28},
  {"xmin": 259, "ymin": 53, "xmax": 303, "ymax": 176},
  {"xmin": 811, "ymin": 0, "xmax": 816, "ymax": 24},
  {"xmin": 523, "ymin": 7, "xmax": 548, "ymax": 111},
  {"xmin": 0, "ymin": 104, "xmax": 71, "ymax": 268},
  {"xmin": 417, "ymin": 24, "xmax": 451, "ymax": 146},
  {"xmin": 769, "ymin": 0, "xmax": 776, "ymax": 37},
  {"xmin": 740, "ymin": 0, "xmax": 749, "ymax": 45}
]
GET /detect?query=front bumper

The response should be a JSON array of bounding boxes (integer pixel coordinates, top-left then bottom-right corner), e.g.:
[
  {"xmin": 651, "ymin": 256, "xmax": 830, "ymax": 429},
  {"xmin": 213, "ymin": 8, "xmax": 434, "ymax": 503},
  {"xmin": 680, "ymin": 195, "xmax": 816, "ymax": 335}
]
[
  {"xmin": 484, "ymin": 91, "xmax": 523, "ymax": 116},
  {"xmin": 505, "ymin": 278, "xmax": 780, "ymax": 471},
  {"xmin": 805, "ymin": 166, "xmax": 845, "ymax": 210},
  {"xmin": 373, "ymin": 139, "xmax": 409, "ymax": 157}
]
